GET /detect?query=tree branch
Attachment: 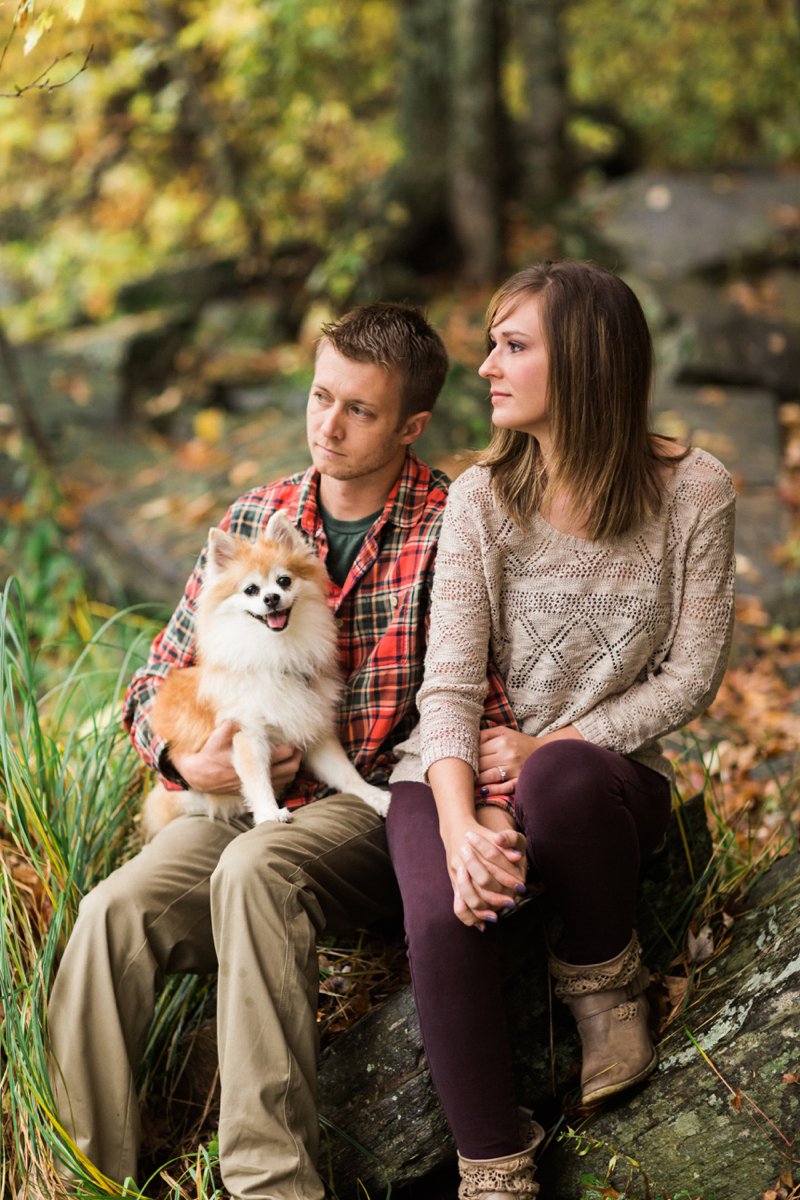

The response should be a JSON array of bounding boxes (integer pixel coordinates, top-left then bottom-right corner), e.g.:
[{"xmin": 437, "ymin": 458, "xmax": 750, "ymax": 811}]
[{"xmin": 0, "ymin": 46, "xmax": 93, "ymax": 98}]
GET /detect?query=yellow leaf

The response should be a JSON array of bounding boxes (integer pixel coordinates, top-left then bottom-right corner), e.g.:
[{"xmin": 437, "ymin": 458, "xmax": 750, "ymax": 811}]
[
  {"xmin": 24, "ymin": 11, "xmax": 55, "ymax": 54},
  {"xmin": 64, "ymin": 0, "xmax": 85, "ymax": 18},
  {"xmin": 193, "ymin": 408, "xmax": 225, "ymax": 446}
]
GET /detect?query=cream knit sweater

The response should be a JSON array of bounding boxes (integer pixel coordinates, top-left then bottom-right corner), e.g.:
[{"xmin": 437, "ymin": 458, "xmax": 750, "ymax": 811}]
[{"xmin": 391, "ymin": 448, "xmax": 735, "ymax": 786}]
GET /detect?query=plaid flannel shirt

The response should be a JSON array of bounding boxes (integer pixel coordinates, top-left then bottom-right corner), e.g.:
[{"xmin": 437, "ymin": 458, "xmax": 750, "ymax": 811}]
[{"xmin": 123, "ymin": 450, "xmax": 516, "ymax": 810}]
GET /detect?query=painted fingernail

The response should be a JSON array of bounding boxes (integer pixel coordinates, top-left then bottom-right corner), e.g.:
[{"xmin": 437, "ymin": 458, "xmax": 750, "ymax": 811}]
[
  {"xmin": 515, "ymin": 883, "xmax": 527, "ymax": 894},
  {"xmin": 480, "ymin": 787, "xmax": 489, "ymax": 798},
  {"xmin": 485, "ymin": 913, "xmax": 498, "ymax": 923},
  {"xmin": 503, "ymin": 898, "xmax": 516, "ymax": 908}
]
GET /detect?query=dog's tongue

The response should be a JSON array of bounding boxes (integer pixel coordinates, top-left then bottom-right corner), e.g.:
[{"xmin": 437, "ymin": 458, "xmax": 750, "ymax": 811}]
[{"xmin": 266, "ymin": 611, "xmax": 289, "ymax": 631}]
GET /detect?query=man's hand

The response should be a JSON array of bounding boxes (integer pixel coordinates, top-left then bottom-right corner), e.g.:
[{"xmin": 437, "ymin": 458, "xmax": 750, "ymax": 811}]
[{"xmin": 170, "ymin": 721, "xmax": 301, "ymax": 795}]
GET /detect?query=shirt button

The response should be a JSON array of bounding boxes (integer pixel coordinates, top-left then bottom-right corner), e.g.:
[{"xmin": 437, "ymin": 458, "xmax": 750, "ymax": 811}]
[{"xmin": 389, "ymin": 595, "xmax": 399, "ymax": 609}]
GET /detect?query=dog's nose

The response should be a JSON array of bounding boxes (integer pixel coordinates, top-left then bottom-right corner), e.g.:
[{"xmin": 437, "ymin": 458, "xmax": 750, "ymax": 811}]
[{"xmin": 264, "ymin": 593, "xmax": 280, "ymax": 610}]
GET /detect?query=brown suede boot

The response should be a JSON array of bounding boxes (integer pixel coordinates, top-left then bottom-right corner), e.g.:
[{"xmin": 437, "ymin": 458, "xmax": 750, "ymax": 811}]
[
  {"xmin": 456, "ymin": 1111, "xmax": 545, "ymax": 1199},
  {"xmin": 549, "ymin": 933, "xmax": 657, "ymax": 1105}
]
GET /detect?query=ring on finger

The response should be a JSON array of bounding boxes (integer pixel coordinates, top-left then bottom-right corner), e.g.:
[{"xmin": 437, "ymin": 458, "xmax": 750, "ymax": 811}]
[{"xmin": 498, "ymin": 765, "xmax": 508, "ymax": 782}]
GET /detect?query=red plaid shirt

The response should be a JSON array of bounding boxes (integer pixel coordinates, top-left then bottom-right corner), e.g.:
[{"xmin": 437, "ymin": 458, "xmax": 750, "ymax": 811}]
[{"xmin": 123, "ymin": 450, "xmax": 516, "ymax": 809}]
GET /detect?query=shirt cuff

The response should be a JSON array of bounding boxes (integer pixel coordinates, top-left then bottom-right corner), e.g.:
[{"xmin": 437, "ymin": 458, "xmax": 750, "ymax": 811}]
[
  {"xmin": 474, "ymin": 793, "xmax": 516, "ymax": 817},
  {"xmin": 158, "ymin": 749, "xmax": 189, "ymax": 791}
]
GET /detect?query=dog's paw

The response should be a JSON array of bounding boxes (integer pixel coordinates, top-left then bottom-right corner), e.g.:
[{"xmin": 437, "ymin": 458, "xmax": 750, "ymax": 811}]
[
  {"xmin": 253, "ymin": 806, "xmax": 293, "ymax": 824},
  {"xmin": 358, "ymin": 785, "xmax": 390, "ymax": 818}
]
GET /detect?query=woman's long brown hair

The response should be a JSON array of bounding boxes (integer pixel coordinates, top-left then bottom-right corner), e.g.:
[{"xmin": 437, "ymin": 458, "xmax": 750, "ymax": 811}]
[{"xmin": 479, "ymin": 261, "xmax": 688, "ymax": 540}]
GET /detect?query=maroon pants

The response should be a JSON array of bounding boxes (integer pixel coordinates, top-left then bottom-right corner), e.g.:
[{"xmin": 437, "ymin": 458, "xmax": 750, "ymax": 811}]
[{"xmin": 386, "ymin": 740, "xmax": 671, "ymax": 1159}]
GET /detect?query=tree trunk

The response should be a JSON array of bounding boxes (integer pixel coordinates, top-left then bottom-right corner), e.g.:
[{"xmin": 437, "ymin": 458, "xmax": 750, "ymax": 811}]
[
  {"xmin": 512, "ymin": 0, "xmax": 570, "ymax": 212},
  {"xmin": 448, "ymin": 0, "xmax": 504, "ymax": 283},
  {"xmin": 386, "ymin": 0, "xmax": 454, "ymax": 270}
]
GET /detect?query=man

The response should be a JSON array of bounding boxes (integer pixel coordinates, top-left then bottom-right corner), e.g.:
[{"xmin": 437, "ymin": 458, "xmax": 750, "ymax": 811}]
[{"xmin": 48, "ymin": 302, "xmax": 513, "ymax": 1200}]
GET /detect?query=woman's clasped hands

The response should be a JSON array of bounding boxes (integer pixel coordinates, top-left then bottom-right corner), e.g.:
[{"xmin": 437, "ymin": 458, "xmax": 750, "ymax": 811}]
[
  {"xmin": 444, "ymin": 809, "xmax": 528, "ymax": 931},
  {"xmin": 445, "ymin": 723, "xmax": 586, "ymax": 929}
]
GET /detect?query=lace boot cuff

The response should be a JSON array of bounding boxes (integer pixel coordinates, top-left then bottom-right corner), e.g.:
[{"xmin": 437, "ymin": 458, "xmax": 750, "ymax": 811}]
[
  {"xmin": 457, "ymin": 1120, "xmax": 544, "ymax": 1199},
  {"xmin": 549, "ymin": 932, "xmax": 642, "ymax": 1001}
]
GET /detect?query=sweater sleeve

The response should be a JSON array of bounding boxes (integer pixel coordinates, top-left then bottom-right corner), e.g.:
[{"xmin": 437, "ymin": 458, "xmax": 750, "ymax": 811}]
[
  {"xmin": 418, "ymin": 477, "xmax": 493, "ymax": 775},
  {"xmin": 574, "ymin": 485, "xmax": 736, "ymax": 753}
]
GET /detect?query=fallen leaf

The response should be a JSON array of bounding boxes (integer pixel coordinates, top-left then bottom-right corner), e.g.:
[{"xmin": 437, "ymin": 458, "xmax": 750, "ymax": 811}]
[
  {"xmin": 663, "ymin": 974, "xmax": 690, "ymax": 1006},
  {"xmin": 138, "ymin": 497, "xmax": 172, "ymax": 521},
  {"xmin": 687, "ymin": 925, "xmax": 715, "ymax": 964},
  {"xmin": 183, "ymin": 495, "xmax": 218, "ymax": 525},
  {"xmin": 229, "ymin": 460, "xmax": 261, "ymax": 487},
  {"xmin": 193, "ymin": 408, "xmax": 225, "ymax": 446}
]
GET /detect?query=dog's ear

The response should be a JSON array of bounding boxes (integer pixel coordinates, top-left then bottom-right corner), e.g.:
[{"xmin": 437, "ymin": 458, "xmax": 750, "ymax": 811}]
[
  {"xmin": 206, "ymin": 527, "xmax": 238, "ymax": 576},
  {"xmin": 264, "ymin": 510, "xmax": 307, "ymax": 553}
]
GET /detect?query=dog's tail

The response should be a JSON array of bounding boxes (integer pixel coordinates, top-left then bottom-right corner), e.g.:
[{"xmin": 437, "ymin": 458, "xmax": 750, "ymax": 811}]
[{"xmin": 140, "ymin": 781, "xmax": 185, "ymax": 843}]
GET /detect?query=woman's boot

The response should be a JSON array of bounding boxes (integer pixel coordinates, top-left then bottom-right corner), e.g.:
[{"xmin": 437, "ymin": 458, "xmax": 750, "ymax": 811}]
[
  {"xmin": 456, "ymin": 1111, "xmax": 545, "ymax": 1199},
  {"xmin": 549, "ymin": 933, "xmax": 657, "ymax": 1105}
]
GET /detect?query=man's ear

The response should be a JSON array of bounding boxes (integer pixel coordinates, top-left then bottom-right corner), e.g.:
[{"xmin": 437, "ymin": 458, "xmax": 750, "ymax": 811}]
[{"xmin": 398, "ymin": 409, "xmax": 433, "ymax": 445}]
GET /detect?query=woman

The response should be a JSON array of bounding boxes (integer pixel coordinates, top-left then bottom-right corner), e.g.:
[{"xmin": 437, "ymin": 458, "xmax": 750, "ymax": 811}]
[{"xmin": 387, "ymin": 261, "xmax": 735, "ymax": 1198}]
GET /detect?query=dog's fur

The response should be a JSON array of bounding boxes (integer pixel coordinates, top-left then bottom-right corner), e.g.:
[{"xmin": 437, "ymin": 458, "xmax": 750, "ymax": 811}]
[{"xmin": 141, "ymin": 511, "xmax": 390, "ymax": 840}]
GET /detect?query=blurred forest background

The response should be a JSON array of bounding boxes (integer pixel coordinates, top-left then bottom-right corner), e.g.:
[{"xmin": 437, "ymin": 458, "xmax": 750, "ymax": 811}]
[
  {"xmin": 1, "ymin": 0, "xmax": 799, "ymax": 609},
  {"xmin": 1, "ymin": 0, "xmax": 799, "ymax": 334},
  {"xmin": 2, "ymin": 3, "xmax": 800, "ymax": 1199}
]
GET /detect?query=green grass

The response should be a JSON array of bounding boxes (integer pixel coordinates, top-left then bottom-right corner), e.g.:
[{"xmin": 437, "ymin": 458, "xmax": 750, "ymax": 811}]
[
  {"xmin": 0, "ymin": 576, "xmax": 157, "ymax": 1199},
  {"xmin": 0, "ymin": 577, "xmax": 395, "ymax": 1200}
]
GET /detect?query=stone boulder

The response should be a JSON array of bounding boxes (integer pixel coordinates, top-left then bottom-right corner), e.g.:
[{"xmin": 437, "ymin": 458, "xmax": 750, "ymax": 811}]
[
  {"xmin": 15, "ymin": 308, "xmax": 195, "ymax": 430},
  {"xmin": 315, "ymin": 795, "xmax": 713, "ymax": 1193},
  {"xmin": 314, "ymin": 813, "xmax": 800, "ymax": 1200},
  {"xmin": 580, "ymin": 171, "xmax": 800, "ymax": 280},
  {"xmin": 677, "ymin": 313, "xmax": 800, "ymax": 399},
  {"xmin": 540, "ymin": 849, "xmax": 800, "ymax": 1199}
]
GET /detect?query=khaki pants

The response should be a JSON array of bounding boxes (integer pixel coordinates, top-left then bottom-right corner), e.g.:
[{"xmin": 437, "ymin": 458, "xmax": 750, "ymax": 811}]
[{"xmin": 47, "ymin": 795, "xmax": 399, "ymax": 1200}]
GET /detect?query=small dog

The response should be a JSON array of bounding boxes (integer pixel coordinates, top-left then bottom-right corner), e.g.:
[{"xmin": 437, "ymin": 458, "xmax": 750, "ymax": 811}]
[{"xmin": 141, "ymin": 511, "xmax": 390, "ymax": 840}]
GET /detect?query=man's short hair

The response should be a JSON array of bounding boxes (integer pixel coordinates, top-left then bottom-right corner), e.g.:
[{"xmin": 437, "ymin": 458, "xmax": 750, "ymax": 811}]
[{"xmin": 319, "ymin": 302, "xmax": 449, "ymax": 422}]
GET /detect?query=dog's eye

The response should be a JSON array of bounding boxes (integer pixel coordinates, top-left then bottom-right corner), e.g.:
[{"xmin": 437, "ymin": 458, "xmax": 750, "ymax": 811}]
[
  {"xmin": 243, "ymin": 583, "xmax": 260, "ymax": 597},
  {"xmin": 276, "ymin": 575, "xmax": 292, "ymax": 590}
]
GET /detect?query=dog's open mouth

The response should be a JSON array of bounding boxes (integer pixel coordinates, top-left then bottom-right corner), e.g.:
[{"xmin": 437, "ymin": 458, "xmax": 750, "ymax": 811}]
[{"xmin": 251, "ymin": 609, "xmax": 291, "ymax": 632}]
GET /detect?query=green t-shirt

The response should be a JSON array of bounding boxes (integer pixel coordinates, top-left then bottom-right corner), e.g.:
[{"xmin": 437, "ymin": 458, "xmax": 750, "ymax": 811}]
[{"xmin": 319, "ymin": 502, "xmax": 382, "ymax": 587}]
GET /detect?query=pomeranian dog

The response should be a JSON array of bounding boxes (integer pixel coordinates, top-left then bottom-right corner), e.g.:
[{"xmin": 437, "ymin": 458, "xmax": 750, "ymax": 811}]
[{"xmin": 141, "ymin": 511, "xmax": 390, "ymax": 840}]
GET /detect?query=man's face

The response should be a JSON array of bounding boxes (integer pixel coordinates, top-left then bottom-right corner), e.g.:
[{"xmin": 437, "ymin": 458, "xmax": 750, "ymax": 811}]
[{"xmin": 306, "ymin": 341, "xmax": 426, "ymax": 483}]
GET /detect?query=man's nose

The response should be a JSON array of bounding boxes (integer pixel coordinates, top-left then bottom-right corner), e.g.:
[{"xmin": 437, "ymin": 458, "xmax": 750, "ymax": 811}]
[{"xmin": 320, "ymin": 407, "xmax": 344, "ymax": 438}]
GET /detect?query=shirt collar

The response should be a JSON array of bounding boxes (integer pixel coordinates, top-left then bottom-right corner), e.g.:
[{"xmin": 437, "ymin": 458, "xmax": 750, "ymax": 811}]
[
  {"xmin": 382, "ymin": 449, "xmax": 432, "ymax": 530},
  {"xmin": 294, "ymin": 450, "xmax": 431, "ymax": 538}
]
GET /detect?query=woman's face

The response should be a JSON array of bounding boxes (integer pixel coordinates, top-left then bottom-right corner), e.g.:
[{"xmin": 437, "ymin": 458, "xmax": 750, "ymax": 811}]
[{"xmin": 479, "ymin": 295, "xmax": 549, "ymax": 441}]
